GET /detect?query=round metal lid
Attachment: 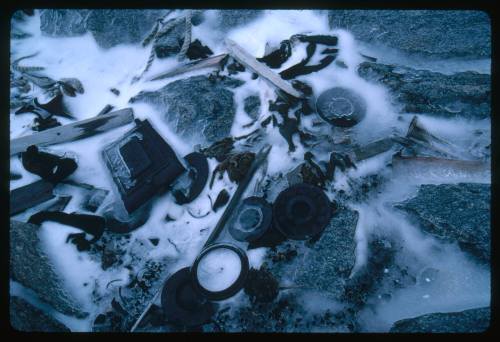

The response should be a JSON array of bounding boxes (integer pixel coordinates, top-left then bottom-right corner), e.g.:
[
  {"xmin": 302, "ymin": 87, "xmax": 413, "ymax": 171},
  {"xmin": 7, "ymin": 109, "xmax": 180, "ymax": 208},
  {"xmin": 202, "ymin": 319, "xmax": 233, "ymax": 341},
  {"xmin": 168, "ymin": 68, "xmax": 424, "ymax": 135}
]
[
  {"xmin": 228, "ymin": 196, "xmax": 273, "ymax": 242},
  {"xmin": 191, "ymin": 243, "xmax": 249, "ymax": 301},
  {"xmin": 161, "ymin": 267, "xmax": 215, "ymax": 327},
  {"xmin": 315, "ymin": 87, "xmax": 367, "ymax": 127},
  {"xmin": 272, "ymin": 183, "xmax": 332, "ymax": 240}
]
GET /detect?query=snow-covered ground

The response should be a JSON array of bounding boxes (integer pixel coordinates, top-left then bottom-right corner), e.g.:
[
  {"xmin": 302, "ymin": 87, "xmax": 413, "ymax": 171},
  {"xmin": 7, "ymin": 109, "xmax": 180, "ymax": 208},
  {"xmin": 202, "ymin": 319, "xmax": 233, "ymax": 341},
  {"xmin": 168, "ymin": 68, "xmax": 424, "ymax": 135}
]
[{"xmin": 10, "ymin": 10, "xmax": 490, "ymax": 332}]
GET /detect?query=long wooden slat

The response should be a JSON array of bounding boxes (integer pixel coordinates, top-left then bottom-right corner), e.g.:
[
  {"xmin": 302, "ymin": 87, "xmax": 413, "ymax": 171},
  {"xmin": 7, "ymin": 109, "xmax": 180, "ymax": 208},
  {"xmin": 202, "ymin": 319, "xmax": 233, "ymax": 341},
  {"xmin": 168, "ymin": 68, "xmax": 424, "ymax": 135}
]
[
  {"xmin": 224, "ymin": 39, "xmax": 304, "ymax": 99},
  {"xmin": 10, "ymin": 108, "xmax": 134, "ymax": 156},
  {"xmin": 10, "ymin": 179, "xmax": 55, "ymax": 216},
  {"xmin": 147, "ymin": 53, "xmax": 228, "ymax": 81}
]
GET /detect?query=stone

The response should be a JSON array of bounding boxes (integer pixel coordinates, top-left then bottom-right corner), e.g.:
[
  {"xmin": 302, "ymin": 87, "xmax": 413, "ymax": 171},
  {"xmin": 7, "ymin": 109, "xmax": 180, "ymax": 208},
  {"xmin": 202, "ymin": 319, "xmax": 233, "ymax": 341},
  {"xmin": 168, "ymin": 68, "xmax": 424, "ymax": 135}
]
[
  {"xmin": 40, "ymin": 9, "xmax": 169, "ymax": 49},
  {"xmin": 154, "ymin": 21, "xmax": 186, "ymax": 58},
  {"xmin": 358, "ymin": 62, "xmax": 490, "ymax": 119},
  {"xmin": 293, "ymin": 206, "xmax": 359, "ymax": 300},
  {"xmin": 243, "ymin": 95, "xmax": 261, "ymax": 120},
  {"xmin": 328, "ymin": 10, "xmax": 491, "ymax": 59},
  {"xmin": 394, "ymin": 183, "xmax": 490, "ymax": 263},
  {"xmin": 10, "ymin": 296, "xmax": 71, "ymax": 332},
  {"xmin": 10, "ymin": 220, "xmax": 88, "ymax": 318},
  {"xmin": 40, "ymin": 9, "xmax": 91, "ymax": 37},
  {"xmin": 130, "ymin": 75, "xmax": 244, "ymax": 143},
  {"xmin": 389, "ymin": 307, "xmax": 490, "ymax": 333}
]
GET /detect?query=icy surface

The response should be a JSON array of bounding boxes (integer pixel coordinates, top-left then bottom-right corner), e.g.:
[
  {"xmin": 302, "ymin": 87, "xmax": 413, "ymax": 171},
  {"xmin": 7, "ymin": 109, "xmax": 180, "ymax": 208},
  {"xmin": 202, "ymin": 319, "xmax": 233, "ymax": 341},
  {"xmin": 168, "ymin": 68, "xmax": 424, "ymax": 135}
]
[{"xmin": 10, "ymin": 10, "xmax": 490, "ymax": 332}]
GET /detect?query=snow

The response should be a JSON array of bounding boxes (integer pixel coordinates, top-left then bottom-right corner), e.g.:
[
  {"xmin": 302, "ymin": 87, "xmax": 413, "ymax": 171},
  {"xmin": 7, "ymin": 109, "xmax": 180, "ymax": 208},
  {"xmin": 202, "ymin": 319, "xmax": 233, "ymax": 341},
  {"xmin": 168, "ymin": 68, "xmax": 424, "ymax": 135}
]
[
  {"xmin": 10, "ymin": 9, "xmax": 490, "ymax": 332},
  {"xmin": 196, "ymin": 247, "xmax": 243, "ymax": 292}
]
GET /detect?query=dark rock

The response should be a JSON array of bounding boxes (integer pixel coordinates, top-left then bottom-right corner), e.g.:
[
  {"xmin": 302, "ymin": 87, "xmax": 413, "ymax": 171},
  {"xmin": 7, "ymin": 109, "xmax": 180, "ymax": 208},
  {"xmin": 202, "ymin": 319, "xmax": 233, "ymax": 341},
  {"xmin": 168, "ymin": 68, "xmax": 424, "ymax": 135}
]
[
  {"xmin": 389, "ymin": 307, "xmax": 490, "ymax": 333},
  {"xmin": 215, "ymin": 10, "xmax": 264, "ymax": 30},
  {"xmin": 394, "ymin": 183, "xmax": 490, "ymax": 263},
  {"xmin": 243, "ymin": 95, "xmax": 261, "ymax": 120},
  {"xmin": 10, "ymin": 220, "xmax": 88, "ymax": 318},
  {"xmin": 185, "ymin": 39, "xmax": 213, "ymax": 60},
  {"xmin": 328, "ymin": 10, "xmax": 491, "ymax": 58},
  {"xmin": 40, "ymin": 9, "xmax": 169, "ymax": 49},
  {"xmin": 244, "ymin": 267, "xmax": 280, "ymax": 303},
  {"xmin": 130, "ymin": 75, "xmax": 243, "ymax": 143},
  {"xmin": 40, "ymin": 9, "xmax": 91, "ymax": 37},
  {"xmin": 358, "ymin": 62, "xmax": 490, "ymax": 119},
  {"xmin": 154, "ymin": 21, "xmax": 186, "ymax": 58},
  {"xmin": 293, "ymin": 206, "xmax": 359, "ymax": 300},
  {"xmin": 10, "ymin": 296, "xmax": 71, "ymax": 332}
]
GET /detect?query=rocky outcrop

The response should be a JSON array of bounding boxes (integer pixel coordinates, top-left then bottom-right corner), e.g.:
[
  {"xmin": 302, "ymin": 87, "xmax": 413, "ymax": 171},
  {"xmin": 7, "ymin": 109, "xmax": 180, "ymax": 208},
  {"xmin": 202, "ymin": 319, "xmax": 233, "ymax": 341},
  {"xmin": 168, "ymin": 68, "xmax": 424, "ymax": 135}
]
[
  {"xmin": 130, "ymin": 75, "xmax": 244, "ymax": 144},
  {"xmin": 394, "ymin": 183, "xmax": 490, "ymax": 264},
  {"xmin": 389, "ymin": 307, "xmax": 490, "ymax": 333},
  {"xmin": 40, "ymin": 9, "xmax": 169, "ymax": 49},
  {"xmin": 329, "ymin": 10, "xmax": 491, "ymax": 59},
  {"xmin": 293, "ymin": 206, "xmax": 359, "ymax": 300},
  {"xmin": 358, "ymin": 62, "xmax": 490, "ymax": 119},
  {"xmin": 10, "ymin": 220, "xmax": 88, "ymax": 318},
  {"xmin": 10, "ymin": 296, "xmax": 71, "ymax": 332}
]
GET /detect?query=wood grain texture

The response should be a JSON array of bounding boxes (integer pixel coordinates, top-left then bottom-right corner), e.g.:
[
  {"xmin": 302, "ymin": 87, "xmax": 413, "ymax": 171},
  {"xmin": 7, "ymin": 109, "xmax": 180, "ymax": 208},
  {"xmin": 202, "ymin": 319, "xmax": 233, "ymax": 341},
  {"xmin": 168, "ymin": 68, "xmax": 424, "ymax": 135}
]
[
  {"xmin": 10, "ymin": 108, "xmax": 134, "ymax": 155},
  {"xmin": 225, "ymin": 39, "xmax": 303, "ymax": 99}
]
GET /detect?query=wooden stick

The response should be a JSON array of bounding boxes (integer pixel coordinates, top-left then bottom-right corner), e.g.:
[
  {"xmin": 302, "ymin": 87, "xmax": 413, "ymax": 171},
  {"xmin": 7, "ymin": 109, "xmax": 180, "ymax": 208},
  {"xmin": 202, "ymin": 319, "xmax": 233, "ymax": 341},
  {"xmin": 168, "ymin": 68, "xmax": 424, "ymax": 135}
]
[
  {"xmin": 147, "ymin": 53, "xmax": 228, "ymax": 81},
  {"xmin": 10, "ymin": 108, "xmax": 134, "ymax": 156},
  {"xmin": 224, "ymin": 39, "xmax": 304, "ymax": 99}
]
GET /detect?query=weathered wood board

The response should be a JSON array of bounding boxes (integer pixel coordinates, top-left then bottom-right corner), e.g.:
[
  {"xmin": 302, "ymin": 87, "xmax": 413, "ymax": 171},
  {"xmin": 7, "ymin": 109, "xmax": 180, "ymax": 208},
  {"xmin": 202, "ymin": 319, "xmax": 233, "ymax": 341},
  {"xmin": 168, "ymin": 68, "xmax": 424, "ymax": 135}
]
[
  {"xmin": 10, "ymin": 108, "xmax": 134, "ymax": 156},
  {"xmin": 148, "ymin": 53, "xmax": 228, "ymax": 81},
  {"xmin": 224, "ymin": 39, "xmax": 304, "ymax": 99},
  {"xmin": 10, "ymin": 179, "xmax": 55, "ymax": 216}
]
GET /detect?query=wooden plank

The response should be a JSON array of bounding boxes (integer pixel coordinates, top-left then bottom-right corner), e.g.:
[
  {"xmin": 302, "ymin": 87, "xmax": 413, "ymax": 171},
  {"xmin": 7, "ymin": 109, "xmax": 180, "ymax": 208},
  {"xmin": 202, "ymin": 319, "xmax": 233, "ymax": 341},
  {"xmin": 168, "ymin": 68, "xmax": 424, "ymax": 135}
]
[
  {"xmin": 10, "ymin": 179, "xmax": 55, "ymax": 216},
  {"xmin": 147, "ymin": 53, "xmax": 228, "ymax": 81},
  {"xmin": 10, "ymin": 108, "xmax": 134, "ymax": 156},
  {"xmin": 352, "ymin": 137, "xmax": 396, "ymax": 161},
  {"xmin": 224, "ymin": 39, "xmax": 304, "ymax": 99}
]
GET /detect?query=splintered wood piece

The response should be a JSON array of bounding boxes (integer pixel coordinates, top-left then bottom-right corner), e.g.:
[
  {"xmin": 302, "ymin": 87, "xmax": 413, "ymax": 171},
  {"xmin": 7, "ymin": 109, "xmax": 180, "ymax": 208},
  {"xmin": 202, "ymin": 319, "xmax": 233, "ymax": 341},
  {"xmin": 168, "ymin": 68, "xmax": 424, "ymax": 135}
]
[
  {"xmin": 148, "ymin": 53, "xmax": 228, "ymax": 81},
  {"xmin": 10, "ymin": 108, "xmax": 134, "ymax": 156},
  {"xmin": 224, "ymin": 39, "xmax": 304, "ymax": 99}
]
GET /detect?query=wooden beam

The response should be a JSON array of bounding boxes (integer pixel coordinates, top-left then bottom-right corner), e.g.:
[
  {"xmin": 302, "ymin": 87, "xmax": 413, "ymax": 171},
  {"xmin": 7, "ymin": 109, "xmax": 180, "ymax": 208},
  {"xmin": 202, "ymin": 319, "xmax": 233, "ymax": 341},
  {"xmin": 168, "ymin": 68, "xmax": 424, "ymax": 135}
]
[
  {"xmin": 10, "ymin": 108, "xmax": 134, "ymax": 156},
  {"xmin": 10, "ymin": 179, "xmax": 55, "ymax": 216},
  {"xmin": 224, "ymin": 39, "xmax": 304, "ymax": 99},
  {"xmin": 148, "ymin": 53, "xmax": 228, "ymax": 81}
]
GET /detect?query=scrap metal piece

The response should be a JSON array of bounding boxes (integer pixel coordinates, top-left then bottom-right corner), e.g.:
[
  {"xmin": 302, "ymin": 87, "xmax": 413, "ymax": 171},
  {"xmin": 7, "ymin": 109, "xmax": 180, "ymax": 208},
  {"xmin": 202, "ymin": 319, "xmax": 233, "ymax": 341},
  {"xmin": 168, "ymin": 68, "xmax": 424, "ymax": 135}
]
[
  {"xmin": 10, "ymin": 179, "xmax": 55, "ymax": 216},
  {"xmin": 10, "ymin": 108, "xmax": 135, "ymax": 156},
  {"xmin": 148, "ymin": 53, "xmax": 228, "ymax": 81},
  {"xmin": 272, "ymin": 183, "xmax": 333, "ymax": 240},
  {"xmin": 225, "ymin": 39, "xmax": 303, "ymax": 99},
  {"xmin": 161, "ymin": 267, "xmax": 215, "ymax": 327},
  {"xmin": 102, "ymin": 119, "xmax": 185, "ymax": 213},
  {"xmin": 228, "ymin": 196, "xmax": 273, "ymax": 243},
  {"xmin": 315, "ymin": 87, "xmax": 367, "ymax": 127}
]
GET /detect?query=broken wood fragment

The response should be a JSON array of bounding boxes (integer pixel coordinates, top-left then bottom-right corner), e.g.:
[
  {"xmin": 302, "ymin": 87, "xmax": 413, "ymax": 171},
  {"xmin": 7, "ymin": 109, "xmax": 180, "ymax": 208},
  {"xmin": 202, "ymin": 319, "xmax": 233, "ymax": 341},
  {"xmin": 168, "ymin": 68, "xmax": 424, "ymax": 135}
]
[
  {"xmin": 10, "ymin": 108, "xmax": 134, "ymax": 156},
  {"xmin": 10, "ymin": 179, "xmax": 55, "ymax": 216},
  {"xmin": 148, "ymin": 53, "xmax": 228, "ymax": 81},
  {"xmin": 352, "ymin": 137, "xmax": 396, "ymax": 161},
  {"xmin": 225, "ymin": 39, "xmax": 304, "ymax": 99}
]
